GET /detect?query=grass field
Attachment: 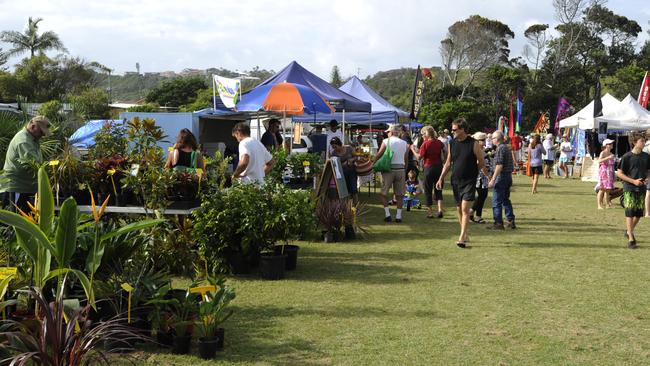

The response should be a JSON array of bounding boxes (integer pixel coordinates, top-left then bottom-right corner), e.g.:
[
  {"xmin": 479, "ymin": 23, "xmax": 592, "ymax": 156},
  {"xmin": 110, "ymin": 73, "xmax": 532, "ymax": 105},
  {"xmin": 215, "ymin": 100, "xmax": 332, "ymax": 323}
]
[{"xmin": 128, "ymin": 175, "xmax": 650, "ymax": 365}]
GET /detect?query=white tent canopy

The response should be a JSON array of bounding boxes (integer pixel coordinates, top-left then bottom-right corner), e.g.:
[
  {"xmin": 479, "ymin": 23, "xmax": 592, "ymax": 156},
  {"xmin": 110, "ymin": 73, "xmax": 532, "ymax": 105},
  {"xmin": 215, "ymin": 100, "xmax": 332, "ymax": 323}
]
[
  {"xmin": 558, "ymin": 93, "xmax": 620, "ymax": 130},
  {"xmin": 596, "ymin": 94, "xmax": 650, "ymax": 130}
]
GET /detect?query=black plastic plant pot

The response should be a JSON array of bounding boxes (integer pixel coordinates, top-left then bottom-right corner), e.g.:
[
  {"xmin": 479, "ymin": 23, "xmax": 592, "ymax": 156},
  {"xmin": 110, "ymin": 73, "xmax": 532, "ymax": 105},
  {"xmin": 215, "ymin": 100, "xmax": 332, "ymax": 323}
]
[
  {"xmin": 172, "ymin": 334, "xmax": 192, "ymax": 354},
  {"xmin": 273, "ymin": 245, "xmax": 300, "ymax": 270},
  {"xmin": 344, "ymin": 226, "xmax": 356, "ymax": 241},
  {"xmin": 216, "ymin": 327, "xmax": 225, "ymax": 350},
  {"xmin": 198, "ymin": 337, "xmax": 219, "ymax": 359},
  {"xmin": 259, "ymin": 253, "xmax": 287, "ymax": 280}
]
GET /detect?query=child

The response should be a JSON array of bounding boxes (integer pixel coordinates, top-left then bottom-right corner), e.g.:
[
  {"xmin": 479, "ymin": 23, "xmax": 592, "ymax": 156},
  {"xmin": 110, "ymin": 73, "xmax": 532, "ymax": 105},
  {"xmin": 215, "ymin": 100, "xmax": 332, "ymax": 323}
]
[
  {"xmin": 616, "ymin": 132, "xmax": 650, "ymax": 249},
  {"xmin": 404, "ymin": 170, "xmax": 422, "ymax": 210}
]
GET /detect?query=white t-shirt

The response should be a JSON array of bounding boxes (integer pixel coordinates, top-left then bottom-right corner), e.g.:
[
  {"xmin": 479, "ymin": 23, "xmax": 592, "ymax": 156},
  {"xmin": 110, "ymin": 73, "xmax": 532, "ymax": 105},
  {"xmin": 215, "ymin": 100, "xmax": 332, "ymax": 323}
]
[
  {"xmin": 560, "ymin": 141, "xmax": 573, "ymax": 158},
  {"xmin": 238, "ymin": 137, "xmax": 273, "ymax": 185},
  {"xmin": 542, "ymin": 139, "xmax": 555, "ymax": 160},
  {"xmin": 326, "ymin": 129, "xmax": 343, "ymax": 156},
  {"xmin": 384, "ymin": 136, "xmax": 408, "ymax": 166}
]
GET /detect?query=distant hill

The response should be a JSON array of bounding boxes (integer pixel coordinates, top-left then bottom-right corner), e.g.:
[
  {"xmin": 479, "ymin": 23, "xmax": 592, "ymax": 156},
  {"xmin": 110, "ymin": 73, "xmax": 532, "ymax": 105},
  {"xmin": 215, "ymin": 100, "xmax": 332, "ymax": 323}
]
[{"xmin": 97, "ymin": 66, "xmax": 426, "ymax": 108}]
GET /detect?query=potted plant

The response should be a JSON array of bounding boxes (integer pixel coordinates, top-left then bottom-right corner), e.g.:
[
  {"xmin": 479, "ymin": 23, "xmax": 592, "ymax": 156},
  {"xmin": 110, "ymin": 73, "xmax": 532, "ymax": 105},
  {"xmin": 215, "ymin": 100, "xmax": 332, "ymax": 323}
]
[
  {"xmin": 315, "ymin": 197, "xmax": 346, "ymax": 242},
  {"xmin": 167, "ymin": 289, "xmax": 199, "ymax": 354},
  {"xmin": 266, "ymin": 184, "xmax": 316, "ymax": 271},
  {"xmin": 0, "ymin": 286, "xmax": 148, "ymax": 362},
  {"xmin": 193, "ymin": 183, "xmax": 267, "ymax": 275},
  {"xmin": 194, "ymin": 278, "xmax": 236, "ymax": 359}
]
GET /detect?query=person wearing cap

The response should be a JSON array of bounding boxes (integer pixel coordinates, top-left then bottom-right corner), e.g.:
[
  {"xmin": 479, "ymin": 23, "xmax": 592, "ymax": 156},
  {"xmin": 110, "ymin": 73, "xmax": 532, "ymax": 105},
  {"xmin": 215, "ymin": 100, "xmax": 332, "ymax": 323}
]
[
  {"xmin": 542, "ymin": 133, "xmax": 556, "ymax": 179},
  {"xmin": 326, "ymin": 119, "xmax": 343, "ymax": 158},
  {"xmin": 487, "ymin": 130, "xmax": 516, "ymax": 230},
  {"xmin": 374, "ymin": 124, "xmax": 408, "ymax": 223},
  {"xmin": 597, "ymin": 138, "xmax": 616, "ymax": 209},
  {"xmin": 558, "ymin": 136, "xmax": 574, "ymax": 178},
  {"xmin": 0, "ymin": 115, "xmax": 50, "ymax": 212},
  {"xmin": 616, "ymin": 131, "xmax": 650, "ymax": 249},
  {"xmin": 436, "ymin": 118, "xmax": 489, "ymax": 248}
]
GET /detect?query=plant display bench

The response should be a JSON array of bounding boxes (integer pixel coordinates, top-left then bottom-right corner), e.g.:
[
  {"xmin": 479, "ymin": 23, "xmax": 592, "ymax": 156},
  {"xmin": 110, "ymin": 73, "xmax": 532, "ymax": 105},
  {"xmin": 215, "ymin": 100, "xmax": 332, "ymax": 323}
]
[{"xmin": 55, "ymin": 205, "xmax": 201, "ymax": 216}]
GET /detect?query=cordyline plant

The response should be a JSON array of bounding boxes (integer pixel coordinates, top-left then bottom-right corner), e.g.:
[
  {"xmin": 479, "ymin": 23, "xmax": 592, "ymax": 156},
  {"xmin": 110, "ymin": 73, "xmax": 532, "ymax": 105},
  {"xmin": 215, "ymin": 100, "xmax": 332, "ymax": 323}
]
[
  {"xmin": 0, "ymin": 286, "xmax": 148, "ymax": 365},
  {"xmin": 0, "ymin": 167, "xmax": 164, "ymax": 310}
]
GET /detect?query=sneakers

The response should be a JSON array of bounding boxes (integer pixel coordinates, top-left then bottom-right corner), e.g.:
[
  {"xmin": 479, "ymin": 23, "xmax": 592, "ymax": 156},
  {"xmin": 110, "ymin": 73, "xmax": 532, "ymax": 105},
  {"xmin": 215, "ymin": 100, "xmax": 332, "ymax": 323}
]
[
  {"xmin": 486, "ymin": 223, "xmax": 505, "ymax": 230},
  {"xmin": 628, "ymin": 240, "xmax": 638, "ymax": 249},
  {"xmin": 506, "ymin": 220, "xmax": 517, "ymax": 229},
  {"xmin": 437, "ymin": 211, "xmax": 443, "ymax": 218},
  {"xmin": 395, "ymin": 218, "xmax": 402, "ymax": 223},
  {"xmin": 384, "ymin": 216, "xmax": 392, "ymax": 223}
]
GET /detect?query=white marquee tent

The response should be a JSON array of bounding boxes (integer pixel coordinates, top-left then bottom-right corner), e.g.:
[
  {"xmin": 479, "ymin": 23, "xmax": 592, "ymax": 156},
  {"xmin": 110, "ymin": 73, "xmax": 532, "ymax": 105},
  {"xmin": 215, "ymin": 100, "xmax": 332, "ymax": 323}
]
[
  {"xmin": 596, "ymin": 94, "xmax": 650, "ymax": 130},
  {"xmin": 558, "ymin": 93, "xmax": 620, "ymax": 130}
]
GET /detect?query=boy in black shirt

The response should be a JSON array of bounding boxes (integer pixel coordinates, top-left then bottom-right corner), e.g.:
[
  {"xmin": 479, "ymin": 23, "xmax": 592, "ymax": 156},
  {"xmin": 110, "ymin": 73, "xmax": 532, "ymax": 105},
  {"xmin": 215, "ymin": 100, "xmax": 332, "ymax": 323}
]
[{"xmin": 616, "ymin": 132, "xmax": 650, "ymax": 248}]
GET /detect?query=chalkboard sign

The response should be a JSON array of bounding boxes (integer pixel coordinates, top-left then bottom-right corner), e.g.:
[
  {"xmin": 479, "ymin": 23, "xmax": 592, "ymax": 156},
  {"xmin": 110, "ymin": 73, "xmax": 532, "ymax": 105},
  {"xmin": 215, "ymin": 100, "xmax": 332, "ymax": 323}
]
[{"xmin": 316, "ymin": 157, "xmax": 349, "ymax": 199}]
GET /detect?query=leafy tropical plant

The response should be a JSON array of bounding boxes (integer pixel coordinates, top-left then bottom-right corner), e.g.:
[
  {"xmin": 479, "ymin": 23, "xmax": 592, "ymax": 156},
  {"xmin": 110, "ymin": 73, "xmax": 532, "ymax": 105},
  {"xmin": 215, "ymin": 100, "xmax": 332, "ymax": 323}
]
[
  {"xmin": 195, "ymin": 277, "xmax": 236, "ymax": 339},
  {"xmin": 0, "ymin": 167, "xmax": 164, "ymax": 310},
  {"xmin": 0, "ymin": 286, "xmax": 146, "ymax": 365}
]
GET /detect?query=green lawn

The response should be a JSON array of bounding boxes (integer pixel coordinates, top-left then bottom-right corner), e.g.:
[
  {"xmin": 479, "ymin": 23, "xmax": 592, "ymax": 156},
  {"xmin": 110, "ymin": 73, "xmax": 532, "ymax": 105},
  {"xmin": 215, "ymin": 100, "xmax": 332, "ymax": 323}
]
[{"xmin": 127, "ymin": 175, "xmax": 650, "ymax": 365}]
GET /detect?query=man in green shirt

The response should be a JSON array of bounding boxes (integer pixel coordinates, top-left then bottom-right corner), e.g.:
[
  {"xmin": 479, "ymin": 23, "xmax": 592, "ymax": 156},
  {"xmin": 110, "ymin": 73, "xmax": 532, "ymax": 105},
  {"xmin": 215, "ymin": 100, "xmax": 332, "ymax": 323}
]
[{"xmin": 0, "ymin": 115, "xmax": 50, "ymax": 212}]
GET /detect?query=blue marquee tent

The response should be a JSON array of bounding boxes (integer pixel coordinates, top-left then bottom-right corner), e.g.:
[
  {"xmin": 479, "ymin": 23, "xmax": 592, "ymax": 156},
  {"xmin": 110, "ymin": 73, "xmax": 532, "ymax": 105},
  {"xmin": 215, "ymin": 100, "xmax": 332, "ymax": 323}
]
[
  {"xmin": 256, "ymin": 61, "xmax": 371, "ymax": 113},
  {"xmin": 293, "ymin": 76, "xmax": 408, "ymax": 125}
]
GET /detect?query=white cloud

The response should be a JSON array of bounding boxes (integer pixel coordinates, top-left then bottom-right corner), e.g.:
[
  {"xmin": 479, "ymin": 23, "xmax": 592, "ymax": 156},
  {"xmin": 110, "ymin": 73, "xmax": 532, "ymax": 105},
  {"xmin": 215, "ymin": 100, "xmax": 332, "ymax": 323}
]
[{"xmin": 0, "ymin": 0, "xmax": 647, "ymax": 79}]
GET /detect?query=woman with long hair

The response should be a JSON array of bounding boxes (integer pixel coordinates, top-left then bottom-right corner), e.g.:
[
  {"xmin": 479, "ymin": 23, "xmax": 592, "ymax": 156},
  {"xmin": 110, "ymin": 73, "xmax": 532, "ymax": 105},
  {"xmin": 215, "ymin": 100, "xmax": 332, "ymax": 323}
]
[
  {"xmin": 414, "ymin": 126, "xmax": 445, "ymax": 218},
  {"xmin": 527, "ymin": 134, "xmax": 545, "ymax": 194},
  {"xmin": 165, "ymin": 128, "xmax": 205, "ymax": 171},
  {"xmin": 597, "ymin": 139, "xmax": 616, "ymax": 209}
]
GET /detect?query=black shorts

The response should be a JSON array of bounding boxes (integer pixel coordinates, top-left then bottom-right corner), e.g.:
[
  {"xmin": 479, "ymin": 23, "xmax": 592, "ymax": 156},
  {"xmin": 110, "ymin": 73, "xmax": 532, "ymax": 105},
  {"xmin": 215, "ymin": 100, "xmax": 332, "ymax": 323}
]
[
  {"xmin": 543, "ymin": 160, "xmax": 554, "ymax": 166},
  {"xmin": 452, "ymin": 183, "xmax": 476, "ymax": 205},
  {"xmin": 531, "ymin": 166, "xmax": 543, "ymax": 175}
]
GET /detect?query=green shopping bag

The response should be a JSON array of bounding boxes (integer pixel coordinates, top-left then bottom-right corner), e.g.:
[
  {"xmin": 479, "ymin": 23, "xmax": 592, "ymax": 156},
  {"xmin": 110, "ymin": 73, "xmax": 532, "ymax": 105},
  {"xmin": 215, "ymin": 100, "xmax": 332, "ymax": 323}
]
[{"xmin": 372, "ymin": 141, "xmax": 393, "ymax": 172}]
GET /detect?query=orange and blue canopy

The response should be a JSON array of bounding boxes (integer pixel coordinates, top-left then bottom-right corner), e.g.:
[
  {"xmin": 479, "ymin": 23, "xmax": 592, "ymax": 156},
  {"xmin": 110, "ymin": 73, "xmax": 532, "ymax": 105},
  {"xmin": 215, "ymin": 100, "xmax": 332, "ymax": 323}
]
[{"xmin": 236, "ymin": 82, "xmax": 334, "ymax": 115}]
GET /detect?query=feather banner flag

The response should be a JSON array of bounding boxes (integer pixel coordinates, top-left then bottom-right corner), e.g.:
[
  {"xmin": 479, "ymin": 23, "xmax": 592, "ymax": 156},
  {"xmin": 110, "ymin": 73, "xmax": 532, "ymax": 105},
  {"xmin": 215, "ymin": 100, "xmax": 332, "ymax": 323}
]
[
  {"xmin": 508, "ymin": 100, "xmax": 515, "ymax": 139},
  {"xmin": 639, "ymin": 71, "xmax": 650, "ymax": 109},
  {"xmin": 515, "ymin": 88, "xmax": 523, "ymax": 133},
  {"xmin": 554, "ymin": 97, "xmax": 571, "ymax": 134}
]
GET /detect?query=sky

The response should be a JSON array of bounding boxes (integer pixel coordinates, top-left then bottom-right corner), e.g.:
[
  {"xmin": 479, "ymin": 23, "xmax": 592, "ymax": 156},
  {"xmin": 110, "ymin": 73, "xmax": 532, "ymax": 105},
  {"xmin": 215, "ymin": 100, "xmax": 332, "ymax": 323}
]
[{"xmin": 0, "ymin": 0, "xmax": 648, "ymax": 80}]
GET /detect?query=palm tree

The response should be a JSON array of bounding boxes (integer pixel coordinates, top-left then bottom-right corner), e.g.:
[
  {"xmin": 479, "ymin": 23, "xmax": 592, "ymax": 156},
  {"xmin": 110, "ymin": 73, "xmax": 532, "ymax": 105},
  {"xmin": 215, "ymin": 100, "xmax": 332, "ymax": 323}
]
[{"xmin": 0, "ymin": 17, "xmax": 67, "ymax": 59}]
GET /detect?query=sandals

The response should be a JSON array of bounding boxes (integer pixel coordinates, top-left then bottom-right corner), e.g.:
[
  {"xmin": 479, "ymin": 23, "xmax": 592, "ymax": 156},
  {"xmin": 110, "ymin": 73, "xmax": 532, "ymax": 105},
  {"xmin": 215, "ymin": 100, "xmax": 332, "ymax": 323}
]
[{"xmin": 471, "ymin": 217, "xmax": 486, "ymax": 224}]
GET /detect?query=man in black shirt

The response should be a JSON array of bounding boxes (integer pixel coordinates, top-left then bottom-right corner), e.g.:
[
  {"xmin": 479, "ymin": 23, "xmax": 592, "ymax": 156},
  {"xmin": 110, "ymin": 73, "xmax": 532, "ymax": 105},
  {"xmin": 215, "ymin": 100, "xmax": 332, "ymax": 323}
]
[
  {"xmin": 488, "ymin": 130, "xmax": 516, "ymax": 230},
  {"xmin": 261, "ymin": 118, "xmax": 283, "ymax": 151},
  {"xmin": 437, "ymin": 118, "xmax": 489, "ymax": 248},
  {"xmin": 616, "ymin": 131, "xmax": 650, "ymax": 249}
]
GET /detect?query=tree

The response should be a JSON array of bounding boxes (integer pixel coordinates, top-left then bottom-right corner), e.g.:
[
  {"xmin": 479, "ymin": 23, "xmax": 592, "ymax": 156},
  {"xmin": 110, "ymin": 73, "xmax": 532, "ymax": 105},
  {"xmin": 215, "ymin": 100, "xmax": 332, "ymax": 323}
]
[
  {"xmin": 584, "ymin": 4, "xmax": 641, "ymax": 73},
  {"xmin": 522, "ymin": 24, "xmax": 549, "ymax": 82},
  {"xmin": 0, "ymin": 48, "xmax": 7, "ymax": 71},
  {"xmin": 545, "ymin": 0, "xmax": 604, "ymax": 83},
  {"xmin": 69, "ymin": 88, "xmax": 110, "ymax": 120},
  {"xmin": 0, "ymin": 17, "xmax": 67, "ymax": 59},
  {"xmin": 602, "ymin": 64, "xmax": 646, "ymax": 100},
  {"xmin": 145, "ymin": 76, "xmax": 207, "ymax": 107},
  {"xmin": 439, "ymin": 15, "xmax": 514, "ymax": 99},
  {"xmin": 330, "ymin": 66, "xmax": 343, "ymax": 87}
]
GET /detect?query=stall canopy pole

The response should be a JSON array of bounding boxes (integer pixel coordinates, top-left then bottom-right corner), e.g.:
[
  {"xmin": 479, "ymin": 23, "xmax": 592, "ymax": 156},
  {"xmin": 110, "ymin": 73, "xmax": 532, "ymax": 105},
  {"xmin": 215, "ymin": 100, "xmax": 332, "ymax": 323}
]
[
  {"xmin": 256, "ymin": 111, "xmax": 260, "ymax": 140},
  {"xmin": 212, "ymin": 75, "xmax": 217, "ymax": 111},
  {"xmin": 342, "ymin": 109, "xmax": 346, "ymax": 144}
]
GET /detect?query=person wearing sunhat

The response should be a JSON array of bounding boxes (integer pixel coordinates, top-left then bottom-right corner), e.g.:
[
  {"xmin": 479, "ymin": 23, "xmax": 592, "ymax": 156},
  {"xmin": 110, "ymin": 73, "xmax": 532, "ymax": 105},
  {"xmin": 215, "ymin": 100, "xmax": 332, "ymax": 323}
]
[
  {"xmin": 326, "ymin": 119, "xmax": 343, "ymax": 158},
  {"xmin": 0, "ymin": 115, "xmax": 50, "ymax": 212}
]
